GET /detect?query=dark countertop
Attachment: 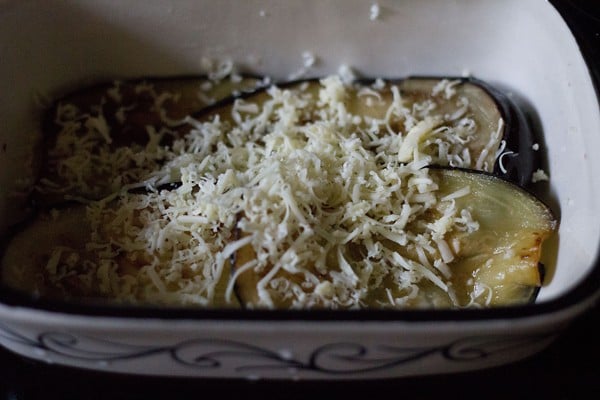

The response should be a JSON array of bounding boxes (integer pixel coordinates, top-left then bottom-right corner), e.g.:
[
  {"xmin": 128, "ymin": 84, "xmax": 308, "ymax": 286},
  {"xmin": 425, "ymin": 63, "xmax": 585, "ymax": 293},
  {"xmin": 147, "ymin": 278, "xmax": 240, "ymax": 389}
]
[{"xmin": 1, "ymin": 0, "xmax": 599, "ymax": 398}]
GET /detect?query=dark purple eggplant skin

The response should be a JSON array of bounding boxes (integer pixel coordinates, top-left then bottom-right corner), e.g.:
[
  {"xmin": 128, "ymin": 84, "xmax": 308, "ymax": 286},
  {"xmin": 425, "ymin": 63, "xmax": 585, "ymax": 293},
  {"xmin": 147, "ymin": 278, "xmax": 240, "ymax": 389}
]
[
  {"xmin": 398, "ymin": 76, "xmax": 538, "ymax": 188},
  {"xmin": 471, "ymin": 79, "xmax": 539, "ymax": 188}
]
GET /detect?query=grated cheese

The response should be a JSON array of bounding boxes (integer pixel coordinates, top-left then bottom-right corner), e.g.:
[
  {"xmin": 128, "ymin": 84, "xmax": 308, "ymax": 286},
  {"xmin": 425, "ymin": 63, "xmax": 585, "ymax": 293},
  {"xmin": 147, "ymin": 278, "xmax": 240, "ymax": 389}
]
[
  {"xmin": 532, "ymin": 168, "xmax": 549, "ymax": 183},
  {"xmin": 369, "ymin": 3, "xmax": 381, "ymax": 21},
  {"xmin": 37, "ymin": 74, "xmax": 517, "ymax": 309}
]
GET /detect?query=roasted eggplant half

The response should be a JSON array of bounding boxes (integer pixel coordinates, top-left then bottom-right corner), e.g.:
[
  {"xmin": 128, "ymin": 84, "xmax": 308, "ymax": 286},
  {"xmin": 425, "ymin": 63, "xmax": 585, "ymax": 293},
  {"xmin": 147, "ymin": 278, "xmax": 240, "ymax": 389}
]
[
  {"xmin": 35, "ymin": 75, "xmax": 264, "ymax": 205},
  {"xmin": 190, "ymin": 76, "xmax": 537, "ymax": 184},
  {"xmin": 3, "ymin": 167, "xmax": 557, "ymax": 309},
  {"xmin": 1, "ymin": 199, "xmax": 239, "ymax": 308},
  {"xmin": 232, "ymin": 167, "xmax": 557, "ymax": 309}
]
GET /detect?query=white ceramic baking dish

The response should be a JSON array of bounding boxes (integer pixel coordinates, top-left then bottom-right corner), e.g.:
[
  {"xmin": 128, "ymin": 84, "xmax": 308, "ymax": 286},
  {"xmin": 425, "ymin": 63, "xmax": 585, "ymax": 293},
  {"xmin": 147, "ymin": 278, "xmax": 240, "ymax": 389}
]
[{"xmin": 0, "ymin": 0, "xmax": 599, "ymax": 380}]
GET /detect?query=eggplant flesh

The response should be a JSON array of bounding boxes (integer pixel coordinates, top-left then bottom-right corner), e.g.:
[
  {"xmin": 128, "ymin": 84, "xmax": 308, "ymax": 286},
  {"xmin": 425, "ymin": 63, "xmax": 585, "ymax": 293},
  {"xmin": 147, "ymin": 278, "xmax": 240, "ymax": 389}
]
[
  {"xmin": 232, "ymin": 167, "xmax": 557, "ymax": 309},
  {"xmin": 35, "ymin": 76, "xmax": 264, "ymax": 206},
  {"xmin": 1, "ymin": 206, "xmax": 92, "ymax": 299},
  {"xmin": 407, "ymin": 167, "xmax": 555, "ymax": 307},
  {"xmin": 1, "ymin": 203, "xmax": 238, "ymax": 307}
]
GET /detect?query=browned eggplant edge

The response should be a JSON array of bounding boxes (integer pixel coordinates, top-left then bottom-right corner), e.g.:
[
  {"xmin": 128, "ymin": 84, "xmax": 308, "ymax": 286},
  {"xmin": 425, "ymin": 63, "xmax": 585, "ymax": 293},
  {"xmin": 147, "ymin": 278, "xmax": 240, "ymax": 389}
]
[{"xmin": 425, "ymin": 164, "xmax": 560, "ymax": 304}]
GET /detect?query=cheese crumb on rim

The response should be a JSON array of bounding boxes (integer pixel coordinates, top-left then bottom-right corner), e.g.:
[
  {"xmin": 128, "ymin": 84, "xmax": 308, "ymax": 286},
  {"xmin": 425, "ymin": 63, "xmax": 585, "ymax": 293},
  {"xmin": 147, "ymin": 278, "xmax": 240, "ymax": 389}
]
[{"xmin": 532, "ymin": 168, "xmax": 549, "ymax": 183}]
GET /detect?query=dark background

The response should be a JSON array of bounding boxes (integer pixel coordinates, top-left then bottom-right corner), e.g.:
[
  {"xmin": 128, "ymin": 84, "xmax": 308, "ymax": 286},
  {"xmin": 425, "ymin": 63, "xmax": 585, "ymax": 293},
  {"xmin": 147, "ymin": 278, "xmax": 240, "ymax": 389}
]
[{"xmin": 1, "ymin": 0, "xmax": 599, "ymax": 398}]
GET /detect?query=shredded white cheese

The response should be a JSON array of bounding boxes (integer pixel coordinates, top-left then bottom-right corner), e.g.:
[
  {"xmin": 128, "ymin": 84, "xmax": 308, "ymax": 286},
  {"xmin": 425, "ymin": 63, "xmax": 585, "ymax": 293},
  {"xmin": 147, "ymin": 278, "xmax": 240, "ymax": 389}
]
[
  {"xmin": 37, "ymin": 76, "xmax": 262, "ymax": 201},
  {"xmin": 532, "ymin": 168, "xmax": 549, "ymax": 183},
  {"xmin": 369, "ymin": 3, "xmax": 381, "ymax": 21},
  {"xmin": 40, "ymin": 74, "xmax": 510, "ymax": 309}
]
